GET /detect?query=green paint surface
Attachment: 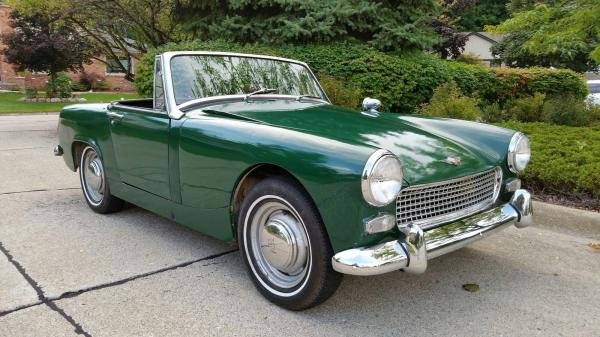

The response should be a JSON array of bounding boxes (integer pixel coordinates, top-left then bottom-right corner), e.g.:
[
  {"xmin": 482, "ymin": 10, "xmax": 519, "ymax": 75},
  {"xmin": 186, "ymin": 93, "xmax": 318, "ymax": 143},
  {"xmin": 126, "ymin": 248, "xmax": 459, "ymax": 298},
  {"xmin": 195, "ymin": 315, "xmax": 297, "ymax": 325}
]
[{"xmin": 58, "ymin": 98, "xmax": 519, "ymax": 252}]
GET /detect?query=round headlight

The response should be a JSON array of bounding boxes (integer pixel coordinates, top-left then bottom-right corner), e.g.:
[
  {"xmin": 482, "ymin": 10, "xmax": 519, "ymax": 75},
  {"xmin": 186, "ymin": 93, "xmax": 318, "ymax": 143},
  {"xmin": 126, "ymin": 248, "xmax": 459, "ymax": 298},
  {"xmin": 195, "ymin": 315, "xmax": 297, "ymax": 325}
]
[
  {"xmin": 362, "ymin": 150, "xmax": 403, "ymax": 207},
  {"xmin": 507, "ymin": 132, "xmax": 531, "ymax": 173}
]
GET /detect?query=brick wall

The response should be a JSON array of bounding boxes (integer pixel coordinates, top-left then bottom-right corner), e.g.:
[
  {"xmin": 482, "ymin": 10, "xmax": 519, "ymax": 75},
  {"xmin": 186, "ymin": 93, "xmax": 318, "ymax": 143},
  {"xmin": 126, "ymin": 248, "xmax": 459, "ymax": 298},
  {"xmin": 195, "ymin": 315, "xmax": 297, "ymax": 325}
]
[
  {"xmin": 0, "ymin": 4, "xmax": 137, "ymax": 92},
  {"xmin": 0, "ymin": 3, "xmax": 22, "ymax": 89}
]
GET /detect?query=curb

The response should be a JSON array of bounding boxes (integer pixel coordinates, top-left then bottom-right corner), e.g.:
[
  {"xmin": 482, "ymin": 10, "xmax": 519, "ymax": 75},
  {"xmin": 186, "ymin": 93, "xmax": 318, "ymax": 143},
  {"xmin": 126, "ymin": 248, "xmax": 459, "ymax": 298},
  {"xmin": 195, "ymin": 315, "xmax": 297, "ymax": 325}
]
[{"xmin": 533, "ymin": 201, "xmax": 600, "ymax": 239}]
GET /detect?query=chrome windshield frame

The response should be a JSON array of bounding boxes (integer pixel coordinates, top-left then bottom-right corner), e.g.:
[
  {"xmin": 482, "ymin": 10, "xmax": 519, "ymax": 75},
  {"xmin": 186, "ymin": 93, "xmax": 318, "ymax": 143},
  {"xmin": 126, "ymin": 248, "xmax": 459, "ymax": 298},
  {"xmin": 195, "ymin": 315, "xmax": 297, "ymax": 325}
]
[{"xmin": 160, "ymin": 51, "xmax": 331, "ymax": 119}]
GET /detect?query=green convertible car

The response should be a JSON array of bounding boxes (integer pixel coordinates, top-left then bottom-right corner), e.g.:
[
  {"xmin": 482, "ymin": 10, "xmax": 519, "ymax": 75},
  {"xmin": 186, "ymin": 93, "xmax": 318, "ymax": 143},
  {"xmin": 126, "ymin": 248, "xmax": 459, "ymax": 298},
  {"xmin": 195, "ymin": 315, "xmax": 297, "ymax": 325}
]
[{"xmin": 56, "ymin": 51, "xmax": 533, "ymax": 310}]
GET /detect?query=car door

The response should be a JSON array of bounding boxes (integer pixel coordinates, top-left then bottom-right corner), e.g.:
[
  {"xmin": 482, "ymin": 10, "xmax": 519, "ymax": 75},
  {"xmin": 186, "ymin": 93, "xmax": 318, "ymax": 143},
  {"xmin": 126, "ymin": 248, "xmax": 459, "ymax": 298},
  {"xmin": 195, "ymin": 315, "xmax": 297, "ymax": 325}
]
[{"xmin": 107, "ymin": 104, "xmax": 171, "ymax": 199}]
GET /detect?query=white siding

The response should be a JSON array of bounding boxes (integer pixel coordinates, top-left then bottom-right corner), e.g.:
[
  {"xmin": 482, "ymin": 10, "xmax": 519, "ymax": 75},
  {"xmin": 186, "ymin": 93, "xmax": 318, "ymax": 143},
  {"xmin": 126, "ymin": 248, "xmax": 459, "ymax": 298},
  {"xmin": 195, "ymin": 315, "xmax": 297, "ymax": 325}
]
[{"xmin": 463, "ymin": 35, "xmax": 495, "ymax": 61}]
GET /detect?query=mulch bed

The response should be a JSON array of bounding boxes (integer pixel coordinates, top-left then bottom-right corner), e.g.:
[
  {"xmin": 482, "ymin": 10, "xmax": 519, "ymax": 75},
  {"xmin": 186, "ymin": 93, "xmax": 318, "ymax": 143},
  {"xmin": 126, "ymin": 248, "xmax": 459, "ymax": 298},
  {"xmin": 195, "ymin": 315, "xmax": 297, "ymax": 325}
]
[{"xmin": 524, "ymin": 182, "xmax": 600, "ymax": 212}]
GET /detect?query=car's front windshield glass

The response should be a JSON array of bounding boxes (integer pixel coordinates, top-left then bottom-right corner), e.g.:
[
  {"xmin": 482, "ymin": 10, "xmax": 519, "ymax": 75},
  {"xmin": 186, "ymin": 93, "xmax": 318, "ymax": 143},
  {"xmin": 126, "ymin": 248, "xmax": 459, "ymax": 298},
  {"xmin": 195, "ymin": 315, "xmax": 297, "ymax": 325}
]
[{"xmin": 170, "ymin": 55, "xmax": 325, "ymax": 105}]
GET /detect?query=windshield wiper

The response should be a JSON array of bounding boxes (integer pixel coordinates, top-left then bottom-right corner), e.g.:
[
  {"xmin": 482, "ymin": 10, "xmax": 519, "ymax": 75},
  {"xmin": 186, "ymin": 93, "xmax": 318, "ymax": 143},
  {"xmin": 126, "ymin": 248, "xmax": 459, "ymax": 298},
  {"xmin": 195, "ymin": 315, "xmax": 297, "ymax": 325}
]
[
  {"xmin": 296, "ymin": 94, "xmax": 324, "ymax": 101},
  {"xmin": 244, "ymin": 88, "xmax": 278, "ymax": 101}
]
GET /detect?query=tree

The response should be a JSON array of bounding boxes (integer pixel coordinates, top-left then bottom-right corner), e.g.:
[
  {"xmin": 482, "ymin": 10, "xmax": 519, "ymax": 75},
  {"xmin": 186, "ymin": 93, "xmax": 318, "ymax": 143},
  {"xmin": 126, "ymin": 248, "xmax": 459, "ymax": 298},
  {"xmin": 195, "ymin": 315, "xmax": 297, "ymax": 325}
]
[
  {"xmin": 431, "ymin": 18, "xmax": 468, "ymax": 59},
  {"xmin": 172, "ymin": 0, "xmax": 441, "ymax": 52},
  {"xmin": 457, "ymin": 0, "xmax": 510, "ymax": 31},
  {"xmin": 1, "ymin": 11, "xmax": 93, "ymax": 94},
  {"xmin": 488, "ymin": 0, "xmax": 600, "ymax": 71},
  {"xmin": 431, "ymin": 0, "xmax": 476, "ymax": 59},
  {"xmin": 7, "ymin": 0, "xmax": 182, "ymax": 81}
]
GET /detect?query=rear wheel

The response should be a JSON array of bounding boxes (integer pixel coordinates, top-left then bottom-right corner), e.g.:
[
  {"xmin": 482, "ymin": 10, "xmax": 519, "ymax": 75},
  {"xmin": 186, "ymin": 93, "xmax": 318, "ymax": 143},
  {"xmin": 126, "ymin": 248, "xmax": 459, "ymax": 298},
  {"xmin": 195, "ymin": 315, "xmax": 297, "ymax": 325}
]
[
  {"xmin": 238, "ymin": 176, "xmax": 342, "ymax": 310},
  {"xmin": 79, "ymin": 145, "xmax": 124, "ymax": 213}
]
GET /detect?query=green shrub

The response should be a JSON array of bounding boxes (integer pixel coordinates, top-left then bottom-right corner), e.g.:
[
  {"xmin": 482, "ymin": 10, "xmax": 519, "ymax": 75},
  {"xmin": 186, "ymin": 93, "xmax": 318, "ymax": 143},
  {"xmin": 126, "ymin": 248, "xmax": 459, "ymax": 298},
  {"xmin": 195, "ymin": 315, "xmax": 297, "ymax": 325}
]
[
  {"xmin": 71, "ymin": 82, "xmax": 87, "ymax": 92},
  {"xmin": 46, "ymin": 73, "xmax": 72, "ymax": 98},
  {"xmin": 456, "ymin": 52, "xmax": 484, "ymax": 65},
  {"xmin": 78, "ymin": 72, "xmax": 110, "ymax": 91},
  {"xmin": 317, "ymin": 75, "xmax": 361, "ymax": 109},
  {"xmin": 507, "ymin": 92, "xmax": 546, "ymax": 122},
  {"xmin": 135, "ymin": 40, "xmax": 588, "ymax": 113},
  {"xmin": 24, "ymin": 87, "xmax": 38, "ymax": 99},
  {"xmin": 587, "ymin": 102, "xmax": 600, "ymax": 123},
  {"xmin": 499, "ymin": 121, "xmax": 600, "ymax": 199},
  {"xmin": 492, "ymin": 67, "xmax": 588, "ymax": 104},
  {"xmin": 481, "ymin": 102, "xmax": 507, "ymax": 123},
  {"xmin": 417, "ymin": 81, "xmax": 481, "ymax": 121},
  {"xmin": 542, "ymin": 95, "xmax": 594, "ymax": 126}
]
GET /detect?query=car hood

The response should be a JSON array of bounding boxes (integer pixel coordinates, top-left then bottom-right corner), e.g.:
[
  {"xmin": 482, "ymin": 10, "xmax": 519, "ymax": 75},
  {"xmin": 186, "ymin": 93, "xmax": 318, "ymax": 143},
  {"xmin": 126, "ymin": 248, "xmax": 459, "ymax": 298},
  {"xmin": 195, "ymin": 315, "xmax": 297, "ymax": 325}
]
[{"xmin": 189, "ymin": 100, "xmax": 514, "ymax": 185}]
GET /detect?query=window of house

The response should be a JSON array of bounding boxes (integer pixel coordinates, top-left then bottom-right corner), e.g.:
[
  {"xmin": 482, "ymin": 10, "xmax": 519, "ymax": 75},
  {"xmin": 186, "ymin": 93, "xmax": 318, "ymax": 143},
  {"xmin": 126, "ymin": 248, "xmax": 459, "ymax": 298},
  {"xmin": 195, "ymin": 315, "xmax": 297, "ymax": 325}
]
[{"xmin": 106, "ymin": 57, "xmax": 131, "ymax": 74}]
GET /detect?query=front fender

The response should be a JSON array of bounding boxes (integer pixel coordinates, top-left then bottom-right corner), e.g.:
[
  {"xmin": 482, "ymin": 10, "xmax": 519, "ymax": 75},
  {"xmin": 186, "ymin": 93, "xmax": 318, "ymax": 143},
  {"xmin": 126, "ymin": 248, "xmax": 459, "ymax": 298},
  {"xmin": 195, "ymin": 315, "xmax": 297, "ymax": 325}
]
[{"xmin": 178, "ymin": 116, "xmax": 389, "ymax": 252}]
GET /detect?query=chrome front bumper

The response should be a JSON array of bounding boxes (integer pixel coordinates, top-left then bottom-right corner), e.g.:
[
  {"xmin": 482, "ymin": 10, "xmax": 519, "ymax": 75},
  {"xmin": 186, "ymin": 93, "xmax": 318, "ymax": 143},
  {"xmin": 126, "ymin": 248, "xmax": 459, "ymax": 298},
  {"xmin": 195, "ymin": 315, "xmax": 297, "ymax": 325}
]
[{"xmin": 332, "ymin": 189, "xmax": 533, "ymax": 276}]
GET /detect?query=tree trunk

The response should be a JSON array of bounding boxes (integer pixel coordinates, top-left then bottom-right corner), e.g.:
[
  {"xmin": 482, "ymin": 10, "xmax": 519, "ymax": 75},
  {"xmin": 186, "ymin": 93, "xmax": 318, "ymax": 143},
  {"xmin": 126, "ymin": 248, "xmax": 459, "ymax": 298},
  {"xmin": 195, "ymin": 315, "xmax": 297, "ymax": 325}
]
[{"xmin": 47, "ymin": 71, "xmax": 58, "ymax": 98}]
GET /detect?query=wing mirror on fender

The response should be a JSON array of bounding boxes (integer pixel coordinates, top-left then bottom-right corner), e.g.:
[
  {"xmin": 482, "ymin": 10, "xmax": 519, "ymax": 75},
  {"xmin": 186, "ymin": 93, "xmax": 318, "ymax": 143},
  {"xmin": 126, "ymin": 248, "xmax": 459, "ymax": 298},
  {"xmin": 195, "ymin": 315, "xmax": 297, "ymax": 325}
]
[{"xmin": 362, "ymin": 97, "xmax": 381, "ymax": 116}]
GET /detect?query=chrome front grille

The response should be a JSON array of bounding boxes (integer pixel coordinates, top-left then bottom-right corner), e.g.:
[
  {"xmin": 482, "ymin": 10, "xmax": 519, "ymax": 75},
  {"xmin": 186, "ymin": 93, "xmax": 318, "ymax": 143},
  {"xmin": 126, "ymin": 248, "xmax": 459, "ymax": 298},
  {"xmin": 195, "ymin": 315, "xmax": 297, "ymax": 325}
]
[{"xmin": 396, "ymin": 168, "xmax": 502, "ymax": 229}]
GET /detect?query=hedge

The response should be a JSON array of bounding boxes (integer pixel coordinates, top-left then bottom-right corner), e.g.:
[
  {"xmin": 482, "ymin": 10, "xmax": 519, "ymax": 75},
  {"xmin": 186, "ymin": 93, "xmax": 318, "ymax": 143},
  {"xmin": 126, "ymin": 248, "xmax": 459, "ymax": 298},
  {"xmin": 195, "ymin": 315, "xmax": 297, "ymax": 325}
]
[
  {"xmin": 134, "ymin": 40, "xmax": 588, "ymax": 113},
  {"xmin": 499, "ymin": 121, "xmax": 600, "ymax": 200}
]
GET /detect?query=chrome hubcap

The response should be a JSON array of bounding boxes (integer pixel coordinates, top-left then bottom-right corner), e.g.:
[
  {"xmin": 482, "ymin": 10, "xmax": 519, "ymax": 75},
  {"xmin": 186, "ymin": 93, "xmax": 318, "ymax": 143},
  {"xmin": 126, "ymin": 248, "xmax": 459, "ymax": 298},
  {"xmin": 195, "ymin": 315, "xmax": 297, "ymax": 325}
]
[
  {"xmin": 248, "ymin": 197, "xmax": 310, "ymax": 290},
  {"xmin": 82, "ymin": 148, "xmax": 104, "ymax": 205}
]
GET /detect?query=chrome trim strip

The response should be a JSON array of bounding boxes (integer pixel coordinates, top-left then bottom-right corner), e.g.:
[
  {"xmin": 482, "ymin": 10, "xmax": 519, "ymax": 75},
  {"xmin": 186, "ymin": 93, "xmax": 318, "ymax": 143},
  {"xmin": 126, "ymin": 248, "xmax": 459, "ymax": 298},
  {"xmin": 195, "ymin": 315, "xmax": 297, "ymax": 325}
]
[
  {"xmin": 511, "ymin": 189, "xmax": 533, "ymax": 227},
  {"xmin": 425, "ymin": 203, "xmax": 517, "ymax": 259},
  {"xmin": 178, "ymin": 94, "xmax": 329, "ymax": 112},
  {"xmin": 399, "ymin": 223, "xmax": 427, "ymax": 273},
  {"xmin": 507, "ymin": 132, "xmax": 528, "ymax": 173},
  {"xmin": 331, "ymin": 240, "xmax": 409, "ymax": 276},
  {"xmin": 162, "ymin": 51, "xmax": 312, "ymax": 68},
  {"xmin": 160, "ymin": 51, "xmax": 330, "ymax": 120},
  {"xmin": 332, "ymin": 189, "xmax": 532, "ymax": 276},
  {"xmin": 396, "ymin": 167, "xmax": 502, "ymax": 230}
]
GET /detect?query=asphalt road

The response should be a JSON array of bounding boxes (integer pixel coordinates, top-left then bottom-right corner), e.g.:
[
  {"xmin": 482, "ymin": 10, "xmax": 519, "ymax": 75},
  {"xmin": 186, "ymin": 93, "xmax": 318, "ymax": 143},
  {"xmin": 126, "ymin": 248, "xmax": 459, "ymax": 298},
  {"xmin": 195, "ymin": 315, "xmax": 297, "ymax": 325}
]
[{"xmin": 1, "ymin": 114, "xmax": 599, "ymax": 337}]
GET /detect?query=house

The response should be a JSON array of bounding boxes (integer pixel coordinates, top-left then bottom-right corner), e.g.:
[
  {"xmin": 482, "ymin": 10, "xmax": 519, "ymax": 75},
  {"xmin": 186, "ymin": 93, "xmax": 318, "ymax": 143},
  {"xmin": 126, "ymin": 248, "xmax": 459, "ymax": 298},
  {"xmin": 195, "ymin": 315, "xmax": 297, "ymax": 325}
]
[
  {"xmin": 0, "ymin": 3, "xmax": 137, "ymax": 92},
  {"xmin": 461, "ymin": 32, "xmax": 504, "ymax": 67}
]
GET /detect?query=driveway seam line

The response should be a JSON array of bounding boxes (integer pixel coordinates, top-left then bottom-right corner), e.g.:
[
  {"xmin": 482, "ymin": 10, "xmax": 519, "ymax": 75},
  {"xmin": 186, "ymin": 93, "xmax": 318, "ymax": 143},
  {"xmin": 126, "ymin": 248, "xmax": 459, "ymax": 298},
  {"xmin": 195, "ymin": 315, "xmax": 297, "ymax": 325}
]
[
  {"xmin": 0, "ymin": 129, "xmax": 53, "ymax": 132},
  {"xmin": 54, "ymin": 249, "xmax": 238, "ymax": 300},
  {"xmin": 0, "ymin": 241, "xmax": 91, "ymax": 336},
  {"xmin": 0, "ymin": 248, "xmax": 238, "ymax": 319},
  {"xmin": 0, "ymin": 187, "xmax": 80, "ymax": 195},
  {"xmin": 0, "ymin": 147, "xmax": 48, "ymax": 151}
]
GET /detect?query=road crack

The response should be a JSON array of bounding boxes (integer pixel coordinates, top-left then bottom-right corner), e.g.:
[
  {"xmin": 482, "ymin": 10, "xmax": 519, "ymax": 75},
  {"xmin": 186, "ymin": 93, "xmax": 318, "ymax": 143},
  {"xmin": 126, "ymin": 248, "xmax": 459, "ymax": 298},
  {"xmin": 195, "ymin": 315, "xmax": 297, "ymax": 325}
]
[
  {"xmin": 0, "ymin": 241, "xmax": 91, "ymax": 336},
  {"xmin": 0, "ymin": 243, "xmax": 238, "ymax": 327},
  {"xmin": 56, "ymin": 249, "xmax": 238, "ymax": 299}
]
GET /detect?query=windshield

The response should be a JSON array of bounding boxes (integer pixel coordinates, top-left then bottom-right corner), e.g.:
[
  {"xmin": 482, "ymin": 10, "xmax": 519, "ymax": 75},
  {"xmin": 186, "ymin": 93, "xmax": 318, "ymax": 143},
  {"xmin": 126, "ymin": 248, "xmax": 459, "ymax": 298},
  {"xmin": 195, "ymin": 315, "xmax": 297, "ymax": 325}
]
[
  {"xmin": 170, "ymin": 55, "xmax": 325, "ymax": 105},
  {"xmin": 588, "ymin": 82, "xmax": 600, "ymax": 94}
]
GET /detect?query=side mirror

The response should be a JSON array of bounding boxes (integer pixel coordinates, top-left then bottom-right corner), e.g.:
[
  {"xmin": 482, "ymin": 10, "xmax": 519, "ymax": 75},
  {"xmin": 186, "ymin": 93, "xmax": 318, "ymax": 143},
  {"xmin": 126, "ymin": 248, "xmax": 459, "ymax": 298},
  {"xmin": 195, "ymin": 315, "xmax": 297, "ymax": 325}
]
[{"xmin": 362, "ymin": 97, "xmax": 381, "ymax": 115}]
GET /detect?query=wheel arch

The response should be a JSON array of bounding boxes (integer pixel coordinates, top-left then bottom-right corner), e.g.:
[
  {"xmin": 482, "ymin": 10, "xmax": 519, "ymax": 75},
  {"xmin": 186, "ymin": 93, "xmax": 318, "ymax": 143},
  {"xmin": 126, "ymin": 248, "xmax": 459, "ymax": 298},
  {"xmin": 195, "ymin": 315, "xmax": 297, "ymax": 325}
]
[
  {"xmin": 229, "ymin": 163, "xmax": 327, "ymax": 240},
  {"xmin": 70, "ymin": 139, "xmax": 102, "ymax": 171}
]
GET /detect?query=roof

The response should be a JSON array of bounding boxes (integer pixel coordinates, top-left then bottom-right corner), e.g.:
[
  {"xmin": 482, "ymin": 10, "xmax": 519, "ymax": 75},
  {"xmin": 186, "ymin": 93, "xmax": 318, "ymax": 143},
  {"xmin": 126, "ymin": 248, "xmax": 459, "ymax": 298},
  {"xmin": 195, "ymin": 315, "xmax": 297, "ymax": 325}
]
[{"xmin": 462, "ymin": 32, "xmax": 504, "ymax": 44}]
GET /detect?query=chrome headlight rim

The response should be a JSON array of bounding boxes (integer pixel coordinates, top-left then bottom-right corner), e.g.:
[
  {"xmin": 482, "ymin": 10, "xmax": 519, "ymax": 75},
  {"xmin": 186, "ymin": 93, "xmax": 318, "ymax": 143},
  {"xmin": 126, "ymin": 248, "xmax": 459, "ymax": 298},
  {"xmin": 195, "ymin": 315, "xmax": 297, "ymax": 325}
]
[
  {"xmin": 507, "ymin": 132, "xmax": 531, "ymax": 174},
  {"xmin": 361, "ymin": 149, "xmax": 403, "ymax": 207}
]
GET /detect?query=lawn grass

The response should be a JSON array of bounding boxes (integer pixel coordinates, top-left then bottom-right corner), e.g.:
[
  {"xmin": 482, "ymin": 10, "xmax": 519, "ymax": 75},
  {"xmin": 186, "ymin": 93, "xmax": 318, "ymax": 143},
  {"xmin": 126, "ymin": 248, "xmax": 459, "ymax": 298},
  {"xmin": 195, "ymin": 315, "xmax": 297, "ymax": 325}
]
[{"xmin": 0, "ymin": 91, "xmax": 142, "ymax": 113}]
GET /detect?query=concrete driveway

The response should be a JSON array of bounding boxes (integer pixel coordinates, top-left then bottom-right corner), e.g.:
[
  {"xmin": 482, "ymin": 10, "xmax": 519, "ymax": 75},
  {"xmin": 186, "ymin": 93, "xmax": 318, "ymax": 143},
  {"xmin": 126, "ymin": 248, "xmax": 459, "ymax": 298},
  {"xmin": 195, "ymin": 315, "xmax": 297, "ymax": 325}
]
[{"xmin": 1, "ymin": 114, "xmax": 599, "ymax": 337}]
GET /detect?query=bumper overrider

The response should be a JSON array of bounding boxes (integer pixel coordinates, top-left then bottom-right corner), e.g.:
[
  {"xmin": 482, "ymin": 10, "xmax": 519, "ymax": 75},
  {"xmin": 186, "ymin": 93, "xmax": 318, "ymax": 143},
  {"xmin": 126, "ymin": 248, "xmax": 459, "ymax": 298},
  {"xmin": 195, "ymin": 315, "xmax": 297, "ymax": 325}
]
[{"xmin": 332, "ymin": 189, "xmax": 533, "ymax": 276}]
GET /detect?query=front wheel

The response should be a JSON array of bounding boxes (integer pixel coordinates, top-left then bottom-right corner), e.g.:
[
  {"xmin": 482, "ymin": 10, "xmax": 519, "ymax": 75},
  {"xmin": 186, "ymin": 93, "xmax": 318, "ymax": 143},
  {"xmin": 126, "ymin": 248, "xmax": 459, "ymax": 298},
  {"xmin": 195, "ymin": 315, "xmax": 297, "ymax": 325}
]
[
  {"xmin": 238, "ymin": 176, "xmax": 342, "ymax": 310},
  {"xmin": 79, "ymin": 145, "xmax": 124, "ymax": 214}
]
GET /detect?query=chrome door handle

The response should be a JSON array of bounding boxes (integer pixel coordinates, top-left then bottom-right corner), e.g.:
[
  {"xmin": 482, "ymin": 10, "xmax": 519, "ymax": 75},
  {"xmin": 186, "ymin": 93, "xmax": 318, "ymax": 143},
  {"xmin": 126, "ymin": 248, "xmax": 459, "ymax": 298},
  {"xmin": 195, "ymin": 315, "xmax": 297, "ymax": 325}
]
[
  {"xmin": 107, "ymin": 111, "xmax": 124, "ymax": 120},
  {"xmin": 107, "ymin": 111, "xmax": 124, "ymax": 125}
]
